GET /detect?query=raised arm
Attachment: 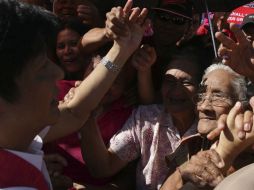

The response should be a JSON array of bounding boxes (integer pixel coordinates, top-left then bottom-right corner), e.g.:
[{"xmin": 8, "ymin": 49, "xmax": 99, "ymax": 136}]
[
  {"xmin": 80, "ymin": 27, "xmax": 111, "ymax": 55},
  {"xmin": 45, "ymin": 0, "xmax": 149, "ymax": 142},
  {"xmin": 131, "ymin": 44, "xmax": 156, "ymax": 104}
]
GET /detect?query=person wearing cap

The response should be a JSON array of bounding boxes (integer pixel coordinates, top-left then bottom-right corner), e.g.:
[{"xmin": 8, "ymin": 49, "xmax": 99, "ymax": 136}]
[{"xmin": 151, "ymin": 0, "xmax": 193, "ymax": 48}]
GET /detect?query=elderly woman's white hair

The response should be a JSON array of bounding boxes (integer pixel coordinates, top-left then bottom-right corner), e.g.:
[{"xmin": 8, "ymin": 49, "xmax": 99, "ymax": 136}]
[{"xmin": 201, "ymin": 63, "xmax": 248, "ymax": 102}]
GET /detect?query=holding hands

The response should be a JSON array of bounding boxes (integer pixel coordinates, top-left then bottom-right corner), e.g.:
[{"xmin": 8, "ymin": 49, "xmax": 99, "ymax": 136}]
[
  {"xmin": 207, "ymin": 99, "xmax": 253, "ymax": 141},
  {"xmin": 179, "ymin": 150, "xmax": 224, "ymax": 188},
  {"xmin": 215, "ymin": 97, "xmax": 254, "ymax": 171},
  {"xmin": 104, "ymin": 0, "xmax": 150, "ymax": 51}
]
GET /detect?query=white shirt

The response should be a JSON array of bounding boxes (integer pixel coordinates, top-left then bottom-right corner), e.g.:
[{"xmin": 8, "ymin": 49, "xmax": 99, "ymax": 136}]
[{"xmin": 1, "ymin": 127, "xmax": 52, "ymax": 190}]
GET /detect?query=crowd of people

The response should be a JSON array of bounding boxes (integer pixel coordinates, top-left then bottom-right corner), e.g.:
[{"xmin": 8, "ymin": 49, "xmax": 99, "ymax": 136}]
[{"xmin": 1, "ymin": 0, "xmax": 254, "ymax": 190}]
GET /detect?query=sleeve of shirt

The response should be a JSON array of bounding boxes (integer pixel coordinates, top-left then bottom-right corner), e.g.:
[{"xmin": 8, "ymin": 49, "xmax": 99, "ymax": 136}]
[{"xmin": 109, "ymin": 107, "xmax": 142, "ymax": 162}]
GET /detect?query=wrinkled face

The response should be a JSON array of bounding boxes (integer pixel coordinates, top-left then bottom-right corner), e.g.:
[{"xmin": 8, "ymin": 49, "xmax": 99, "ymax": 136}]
[
  {"xmin": 56, "ymin": 29, "xmax": 83, "ymax": 74},
  {"xmin": 161, "ymin": 59, "xmax": 198, "ymax": 115},
  {"xmin": 13, "ymin": 51, "xmax": 64, "ymax": 131},
  {"xmin": 152, "ymin": 11, "xmax": 190, "ymax": 46},
  {"xmin": 197, "ymin": 69, "xmax": 235, "ymax": 135}
]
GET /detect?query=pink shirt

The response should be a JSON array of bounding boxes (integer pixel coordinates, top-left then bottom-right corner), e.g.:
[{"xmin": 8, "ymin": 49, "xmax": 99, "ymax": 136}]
[{"xmin": 109, "ymin": 104, "xmax": 197, "ymax": 190}]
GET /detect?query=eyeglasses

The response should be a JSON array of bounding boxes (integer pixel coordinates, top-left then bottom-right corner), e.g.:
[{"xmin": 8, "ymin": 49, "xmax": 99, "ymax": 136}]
[
  {"xmin": 195, "ymin": 92, "xmax": 234, "ymax": 107},
  {"xmin": 155, "ymin": 12, "xmax": 188, "ymax": 25}
]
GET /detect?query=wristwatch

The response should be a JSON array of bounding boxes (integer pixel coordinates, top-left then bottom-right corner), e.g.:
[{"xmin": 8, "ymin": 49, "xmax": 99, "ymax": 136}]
[{"xmin": 101, "ymin": 56, "xmax": 120, "ymax": 72}]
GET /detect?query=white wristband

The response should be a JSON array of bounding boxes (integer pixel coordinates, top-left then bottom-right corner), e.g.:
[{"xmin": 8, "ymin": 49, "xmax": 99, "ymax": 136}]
[{"xmin": 101, "ymin": 56, "xmax": 120, "ymax": 72}]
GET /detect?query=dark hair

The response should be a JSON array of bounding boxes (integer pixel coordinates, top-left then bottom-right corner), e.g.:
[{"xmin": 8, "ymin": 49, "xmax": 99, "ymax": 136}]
[
  {"xmin": 164, "ymin": 35, "xmax": 213, "ymax": 84},
  {"xmin": 58, "ymin": 19, "xmax": 90, "ymax": 37},
  {"xmin": 0, "ymin": 0, "xmax": 59, "ymax": 102}
]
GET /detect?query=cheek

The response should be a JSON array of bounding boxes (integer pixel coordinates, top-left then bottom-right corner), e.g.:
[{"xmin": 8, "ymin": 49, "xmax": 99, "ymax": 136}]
[
  {"xmin": 22, "ymin": 83, "xmax": 53, "ymax": 109},
  {"xmin": 56, "ymin": 50, "xmax": 62, "ymax": 59},
  {"xmin": 214, "ymin": 107, "xmax": 229, "ymax": 119},
  {"xmin": 72, "ymin": 47, "xmax": 80, "ymax": 57}
]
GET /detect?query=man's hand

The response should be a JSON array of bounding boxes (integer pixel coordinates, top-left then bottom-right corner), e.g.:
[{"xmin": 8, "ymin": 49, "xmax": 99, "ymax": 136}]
[
  {"xmin": 216, "ymin": 24, "xmax": 254, "ymax": 81},
  {"xmin": 179, "ymin": 150, "xmax": 224, "ymax": 187}
]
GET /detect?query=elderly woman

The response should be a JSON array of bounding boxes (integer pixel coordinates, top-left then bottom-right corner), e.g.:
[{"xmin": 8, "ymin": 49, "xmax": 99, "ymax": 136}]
[{"xmin": 161, "ymin": 63, "xmax": 250, "ymax": 190}]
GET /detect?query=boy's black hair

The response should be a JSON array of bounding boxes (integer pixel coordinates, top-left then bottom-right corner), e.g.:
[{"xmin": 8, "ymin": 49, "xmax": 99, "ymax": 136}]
[{"xmin": 0, "ymin": 0, "xmax": 60, "ymax": 102}]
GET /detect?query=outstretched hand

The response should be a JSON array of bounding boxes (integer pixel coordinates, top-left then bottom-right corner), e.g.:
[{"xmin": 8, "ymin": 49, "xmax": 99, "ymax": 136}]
[{"xmin": 216, "ymin": 24, "xmax": 254, "ymax": 81}]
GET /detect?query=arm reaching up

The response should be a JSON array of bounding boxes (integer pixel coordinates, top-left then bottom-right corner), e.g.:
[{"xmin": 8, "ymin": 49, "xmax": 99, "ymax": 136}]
[
  {"xmin": 45, "ymin": 0, "xmax": 150, "ymax": 142},
  {"xmin": 131, "ymin": 44, "xmax": 156, "ymax": 104}
]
